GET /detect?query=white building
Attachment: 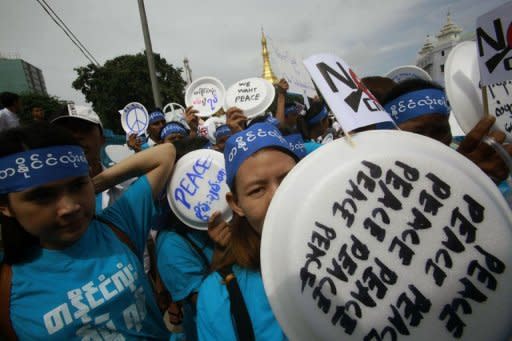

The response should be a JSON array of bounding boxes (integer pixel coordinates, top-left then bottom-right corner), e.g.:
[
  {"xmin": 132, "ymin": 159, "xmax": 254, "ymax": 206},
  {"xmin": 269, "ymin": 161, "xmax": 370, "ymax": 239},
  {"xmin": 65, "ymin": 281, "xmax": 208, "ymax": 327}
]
[{"xmin": 416, "ymin": 13, "xmax": 474, "ymax": 86}]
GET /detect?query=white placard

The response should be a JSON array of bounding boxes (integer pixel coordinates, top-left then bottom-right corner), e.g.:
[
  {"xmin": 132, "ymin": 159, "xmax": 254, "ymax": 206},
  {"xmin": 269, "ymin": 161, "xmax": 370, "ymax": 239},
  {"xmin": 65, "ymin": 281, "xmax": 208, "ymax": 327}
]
[
  {"xmin": 120, "ymin": 102, "xmax": 148, "ymax": 135},
  {"xmin": 303, "ymin": 54, "xmax": 393, "ymax": 132},
  {"xmin": 268, "ymin": 36, "xmax": 317, "ymax": 98},
  {"xmin": 167, "ymin": 150, "xmax": 232, "ymax": 230},
  {"xmin": 261, "ymin": 130, "xmax": 512, "ymax": 341},
  {"xmin": 488, "ymin": 80, "xmax": 512, "ymax": 135},
  {"xmin": 185, "ymin": 77, "xmax": 225, "ymax": 118},
  {"xmin": 225, "ymin": 78, "xmax": 274, "ymax": 118},
  {"xmin": 476, "ymin": 2, "xmax": 512, "ymax": 86}
]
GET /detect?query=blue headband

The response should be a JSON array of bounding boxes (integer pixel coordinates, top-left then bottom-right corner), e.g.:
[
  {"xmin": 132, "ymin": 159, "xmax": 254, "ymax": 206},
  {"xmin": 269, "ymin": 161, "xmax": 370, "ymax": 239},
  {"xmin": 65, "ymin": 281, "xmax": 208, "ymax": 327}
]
[
  {"xmin": 383, "ymin": 89, "xmax": 449, "ymax": 125},
  {"xmin": 284, "ymin": 133, "xmax": 307, "ymax": 159},
  {"xmin": 0, "ymin": 145, "xmax": 89, "ymax": 194},
  {"xmin": 265, "ymin": 115, "xmax": 280, "ymax": 128},
  {"xmin": 307, "ymin": 106, "xmax": 328, "ymax": 125},
  {"xmin": 214, "ymin": 124, "xmax": 232, "ymax": 140},
  {"xmin": 149, "ymin": 111, "xmax": 166, "ymax": 125},
  {"xmin": 224, "ymin": 123, "xmax": 297, "ymax": 189},
  {"xmin": 160, "ymin": 122, "xmax": 189, "ymax": 140}
]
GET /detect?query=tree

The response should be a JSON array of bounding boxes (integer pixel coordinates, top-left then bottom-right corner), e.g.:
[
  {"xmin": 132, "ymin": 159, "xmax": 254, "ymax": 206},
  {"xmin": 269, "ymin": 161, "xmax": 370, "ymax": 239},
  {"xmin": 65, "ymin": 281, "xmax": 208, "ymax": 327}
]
[
  {"xmin": 19, "ymin": 92, "xmax": 65, "ymax": 124},
  {"xmin": 73, "ymin": 52, "xmax": 186, "ymax": 133}
]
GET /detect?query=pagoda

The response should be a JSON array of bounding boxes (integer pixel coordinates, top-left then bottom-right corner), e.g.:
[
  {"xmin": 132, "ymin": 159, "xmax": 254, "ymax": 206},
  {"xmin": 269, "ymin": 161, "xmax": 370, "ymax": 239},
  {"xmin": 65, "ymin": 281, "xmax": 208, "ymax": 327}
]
[{"xmin": 261, "ymin": 29, "xmax": 278, "ymax": 84}]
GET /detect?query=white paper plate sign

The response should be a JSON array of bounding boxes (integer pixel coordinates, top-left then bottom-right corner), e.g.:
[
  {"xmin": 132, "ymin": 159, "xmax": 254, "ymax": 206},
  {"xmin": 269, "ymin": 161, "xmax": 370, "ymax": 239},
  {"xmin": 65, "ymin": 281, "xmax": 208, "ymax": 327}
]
[
  {"xmin": 446, "ymin": 41, "xmax": 512, "ymax": 142},
  {"xmin": 488, "ymin": 80, "xmax": 512, "ymax": 136},
  {"xmin": 120, "ymin": 102, "xmax": 149, "ymax": 135},
  {"xmin": 167, "ymin": 150, "xmax": 232, "ymax": 230},
  {"xmin": 225, "ymin": 77, "xmax": 275, "ymax": 118},
  {"xmin": 261, "ymin": 130, "xmax": 512, "ymax": 341},
  {"xmin": 185, "ymin": 77, "xmax": 225, "ymax": 118}
]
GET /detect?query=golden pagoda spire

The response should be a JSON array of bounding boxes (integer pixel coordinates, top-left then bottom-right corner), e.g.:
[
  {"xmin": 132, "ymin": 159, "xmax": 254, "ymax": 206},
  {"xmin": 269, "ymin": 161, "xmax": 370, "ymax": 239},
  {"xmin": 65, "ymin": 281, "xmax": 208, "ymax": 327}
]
[{"xmin": 261, "ymin": 28, "xmax": 278, "ymax": 84}]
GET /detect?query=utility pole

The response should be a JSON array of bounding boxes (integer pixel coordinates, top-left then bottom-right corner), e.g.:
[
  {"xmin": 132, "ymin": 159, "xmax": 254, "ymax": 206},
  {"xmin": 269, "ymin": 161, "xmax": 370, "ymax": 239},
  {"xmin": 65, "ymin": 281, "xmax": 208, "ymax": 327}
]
[{"xmin": 137, "ymin": 0, "xmax": 162, "ymax": 108}]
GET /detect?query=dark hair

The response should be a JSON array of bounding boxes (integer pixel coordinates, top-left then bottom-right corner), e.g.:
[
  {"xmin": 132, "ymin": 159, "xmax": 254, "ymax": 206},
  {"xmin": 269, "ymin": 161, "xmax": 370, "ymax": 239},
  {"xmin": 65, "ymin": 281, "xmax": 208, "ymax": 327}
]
[
  {"xmin": 0, "ymin": 92, "xmax": 20, "ymax": 108},
  {"xmin": 381, "ymin": 79, "xmax": 444, "ymax": 106},
  {"xmin": 361, "ymin": 76, "xmax": 397, "ymax": 104},
  {"xmin": 172, "ymin": 136, "xmax": 209, "ymax": 161},
  {"xmin": 0, "ymin": 123, "xmax": 80, "ymax": 264},
  {"xmin": 211, "ymin": 183, "xmax": 261, "ymax": 271},
  {"xmin": 297, "ymin": 99, "xmax": 328, "ymax": 140}
]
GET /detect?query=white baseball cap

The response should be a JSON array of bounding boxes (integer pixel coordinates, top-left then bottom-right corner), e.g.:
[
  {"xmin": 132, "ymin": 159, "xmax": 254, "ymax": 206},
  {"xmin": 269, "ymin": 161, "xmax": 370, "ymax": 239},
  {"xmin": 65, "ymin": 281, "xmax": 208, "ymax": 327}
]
[{"xmin": 51, "ymin": 104, "xmax": 103, "ymax": 130}]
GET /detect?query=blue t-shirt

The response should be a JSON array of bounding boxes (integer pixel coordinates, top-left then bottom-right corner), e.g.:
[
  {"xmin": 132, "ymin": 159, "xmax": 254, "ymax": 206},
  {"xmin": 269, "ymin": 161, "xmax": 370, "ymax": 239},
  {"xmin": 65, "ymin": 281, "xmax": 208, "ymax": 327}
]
[
  {"xmin": 157, "ymin": 229, "xmax": 213, "ymax": 341},
  {"xmin": 196, "ymin": 265, "xmax": 286, "ymax": 341},
  {"xmin": 10, "ymin": 176, "xmax": 169, "ymax": 340}
]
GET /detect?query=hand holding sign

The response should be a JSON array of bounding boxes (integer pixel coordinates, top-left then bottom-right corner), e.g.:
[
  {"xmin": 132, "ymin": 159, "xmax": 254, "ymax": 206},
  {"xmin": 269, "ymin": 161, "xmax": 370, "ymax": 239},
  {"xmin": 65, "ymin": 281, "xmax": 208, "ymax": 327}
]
[
  {"xmin": 303, "ymin": 54, "xmax": 393, "ymax": 133},
  {"xmin": 457, "ymin": 116, "xmax": 512, "ymax": 182},
  {"xmin": 208, "ymin": 211, "xmax": 232, "ymax": 248},
  {"xmin": 226, "ymin": 106, "xmax": 247, "ymax": 133}
]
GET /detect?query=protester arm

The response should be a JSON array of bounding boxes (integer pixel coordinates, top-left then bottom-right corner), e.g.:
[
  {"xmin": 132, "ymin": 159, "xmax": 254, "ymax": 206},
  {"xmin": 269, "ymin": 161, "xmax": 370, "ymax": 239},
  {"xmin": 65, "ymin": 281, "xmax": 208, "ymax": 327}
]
[{"xmin": 93, "ymin": 143, "xmax": 175, "ymax": 200}]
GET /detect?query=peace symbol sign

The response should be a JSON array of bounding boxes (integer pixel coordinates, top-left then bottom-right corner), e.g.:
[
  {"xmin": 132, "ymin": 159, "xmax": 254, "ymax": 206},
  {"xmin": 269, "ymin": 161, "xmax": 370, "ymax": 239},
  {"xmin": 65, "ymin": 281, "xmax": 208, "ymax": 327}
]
[{"xmin": 121, "ymin": 102, "xmax": 149, "ymax": 135}]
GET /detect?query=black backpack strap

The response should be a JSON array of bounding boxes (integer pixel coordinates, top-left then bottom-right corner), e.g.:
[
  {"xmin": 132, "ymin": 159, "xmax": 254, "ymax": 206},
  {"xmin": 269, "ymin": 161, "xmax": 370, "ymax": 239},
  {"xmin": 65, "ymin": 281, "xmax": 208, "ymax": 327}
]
[{"xmin": 217, "ymin": 266, "xmax": 255, "ymax": 341}]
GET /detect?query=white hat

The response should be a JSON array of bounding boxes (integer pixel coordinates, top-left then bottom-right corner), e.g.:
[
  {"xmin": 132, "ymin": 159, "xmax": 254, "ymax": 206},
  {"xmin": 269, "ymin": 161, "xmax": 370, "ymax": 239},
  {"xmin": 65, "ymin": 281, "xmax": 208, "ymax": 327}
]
[{"xmin": 51, "ymin": 104, "xmax": 103, "ymax": 130}]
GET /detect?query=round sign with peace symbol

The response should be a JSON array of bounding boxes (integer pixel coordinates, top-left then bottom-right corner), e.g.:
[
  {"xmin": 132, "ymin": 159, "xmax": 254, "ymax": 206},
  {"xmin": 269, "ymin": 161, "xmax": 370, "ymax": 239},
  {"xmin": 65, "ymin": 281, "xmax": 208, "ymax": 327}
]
[{"xmin": 121, "ymin": 102, "xmax": 149, "ymax": 135}]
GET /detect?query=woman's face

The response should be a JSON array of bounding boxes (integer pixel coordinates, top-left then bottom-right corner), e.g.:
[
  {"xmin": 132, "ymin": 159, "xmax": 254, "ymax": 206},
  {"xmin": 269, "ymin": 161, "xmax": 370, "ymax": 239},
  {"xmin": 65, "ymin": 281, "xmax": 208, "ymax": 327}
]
[
  {"xmin": 163, "ymin": 133, "xmax": 186, "ymax": 144},
  {"xmin": 228, "ymin": 149, "xmax": 296, "ymax": 235},
  {"xmin": 0, "ymin": 176, "xmax": 95, "ymax": 249}
]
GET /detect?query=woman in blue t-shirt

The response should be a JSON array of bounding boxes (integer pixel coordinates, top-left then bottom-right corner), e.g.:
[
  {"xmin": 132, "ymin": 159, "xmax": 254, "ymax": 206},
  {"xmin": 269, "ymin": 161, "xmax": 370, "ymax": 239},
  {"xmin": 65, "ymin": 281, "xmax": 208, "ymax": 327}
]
[
  {"xmin": 0, "ymin": 122, "xmax": 176, "ymax": 340},
  {"xmin": 196, "ymin": 122, "xmax": 300, "ymax": 340}
]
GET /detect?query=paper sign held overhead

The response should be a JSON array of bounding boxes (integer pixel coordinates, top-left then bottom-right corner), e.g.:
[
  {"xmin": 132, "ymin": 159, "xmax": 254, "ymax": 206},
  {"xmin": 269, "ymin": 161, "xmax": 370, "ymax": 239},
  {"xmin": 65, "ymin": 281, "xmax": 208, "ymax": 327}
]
[
  {"xmin": 476, "ymin": 2, "xmax": 512, "ymax": 86},
  {"xmin": 303, "ymin": 54, "xmax": 393, "ymax": 133}
]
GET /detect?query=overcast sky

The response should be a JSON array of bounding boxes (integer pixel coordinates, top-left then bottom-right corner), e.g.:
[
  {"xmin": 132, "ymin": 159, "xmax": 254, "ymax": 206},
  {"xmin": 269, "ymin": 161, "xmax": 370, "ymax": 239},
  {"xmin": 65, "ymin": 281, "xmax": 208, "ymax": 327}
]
[{"xmin": 0, "ymin": 0, "xmax": 506, "ymax": 105}]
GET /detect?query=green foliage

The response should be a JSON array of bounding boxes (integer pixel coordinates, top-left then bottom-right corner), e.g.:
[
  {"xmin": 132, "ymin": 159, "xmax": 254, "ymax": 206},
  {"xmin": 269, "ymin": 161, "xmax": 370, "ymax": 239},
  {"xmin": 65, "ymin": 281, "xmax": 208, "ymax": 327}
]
[
  {"xmin": 72, "ymin": 52, "xmax": 186, "ymax": 133},
  {"xmin": 19, "ymin": 92, "xmax": 65, "ymax": 124}
]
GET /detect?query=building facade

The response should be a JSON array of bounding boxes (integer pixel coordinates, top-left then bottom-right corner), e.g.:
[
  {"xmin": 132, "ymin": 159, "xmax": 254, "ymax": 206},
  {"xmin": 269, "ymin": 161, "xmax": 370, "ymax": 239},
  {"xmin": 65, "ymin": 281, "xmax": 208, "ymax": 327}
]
[
  {"xmin": 0, "ymin": 58, "xmax": 47, "ymax": 95},
  {"xmin": 416, "ymin": 13, "xmax": 475, "ymax": 86}
]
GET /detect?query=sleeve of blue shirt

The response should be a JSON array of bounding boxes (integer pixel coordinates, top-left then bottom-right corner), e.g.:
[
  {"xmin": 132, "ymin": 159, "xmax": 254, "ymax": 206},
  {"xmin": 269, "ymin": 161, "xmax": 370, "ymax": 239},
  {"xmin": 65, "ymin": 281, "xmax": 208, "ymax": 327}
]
[
  {"xmin": 196, "ymin": 273, "xmax": 237, "ymax": 341},
  {"xmin": 98, "ymin": 175, "xmax": 156, "ymax": 258},
  {"xmin": 156, "ymin": 231, "xmax": 208, "ymax": 301}
]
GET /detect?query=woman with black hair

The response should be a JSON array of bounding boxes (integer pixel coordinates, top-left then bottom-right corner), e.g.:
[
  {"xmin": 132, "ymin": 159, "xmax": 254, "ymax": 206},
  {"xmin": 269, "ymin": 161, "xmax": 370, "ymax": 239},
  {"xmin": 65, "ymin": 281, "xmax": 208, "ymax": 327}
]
[{"xmin": 0, "ymin": 122, "xmax": 175, "ymax": 340}]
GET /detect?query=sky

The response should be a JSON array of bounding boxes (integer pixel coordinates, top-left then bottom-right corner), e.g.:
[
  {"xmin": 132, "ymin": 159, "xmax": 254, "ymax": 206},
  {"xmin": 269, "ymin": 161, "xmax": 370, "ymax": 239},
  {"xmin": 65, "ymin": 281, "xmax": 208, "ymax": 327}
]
[{"xmin": 0, "ymin": 0, "xmax": 507, "ymax": 106}]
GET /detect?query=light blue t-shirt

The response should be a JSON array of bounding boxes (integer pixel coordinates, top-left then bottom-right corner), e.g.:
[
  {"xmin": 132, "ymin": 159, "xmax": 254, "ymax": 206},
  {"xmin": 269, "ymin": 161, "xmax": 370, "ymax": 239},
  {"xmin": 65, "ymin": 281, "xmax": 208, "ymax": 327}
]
[
  {"xmin": 157, "ymin": 229, "xmax": 213, "ymax": 341},
  {"xmin": 10, "ymin": 176, "xmax": 169, "ymax": 340},
  {"xmin": 196, "ymin": 265, "xmax": 286, "ymax": 341},
  {"xmin": 304, "ymin": 140, "xmax": 322, "ymax": 154}
]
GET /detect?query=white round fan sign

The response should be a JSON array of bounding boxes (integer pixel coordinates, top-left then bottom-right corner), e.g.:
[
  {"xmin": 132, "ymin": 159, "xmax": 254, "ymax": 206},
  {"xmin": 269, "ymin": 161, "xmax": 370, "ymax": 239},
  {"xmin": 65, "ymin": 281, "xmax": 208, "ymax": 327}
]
[
  {"xmin": 121, "ymin": 102, "xmax": 148, "ymax": 135},
  {"xmin": 225, "ymin": 77, "xmax": 275, "ymax": 119},
  {"xmin": 261, "ymin": 130, "xmax": 512, "ymax": 341},
  {"xmin": 167, "ymin": 149, "xmax": 232, "ymax": 230},
  {"xmin": 185, "ymin": 77, "xmax": 225, "ymax": 118},
  {"xmin": 445, "ymin": 41, "xmax": 512, "ymax": 142}
]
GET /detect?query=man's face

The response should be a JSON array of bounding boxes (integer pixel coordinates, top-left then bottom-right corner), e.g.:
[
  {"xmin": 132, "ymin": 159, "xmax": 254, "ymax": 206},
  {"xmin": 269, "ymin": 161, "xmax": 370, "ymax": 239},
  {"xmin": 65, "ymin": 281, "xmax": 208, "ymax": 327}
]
[
  {"xmin": 147, "ymin": 119, "xmax": 166, "ymax": 142},
  {"xmin": 32, "ymin": 107, "xmax": 45, "ymax": 121},
  {"xmin": 399, "ymin": 114, "xmax": 452, "ymax": 146}
]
